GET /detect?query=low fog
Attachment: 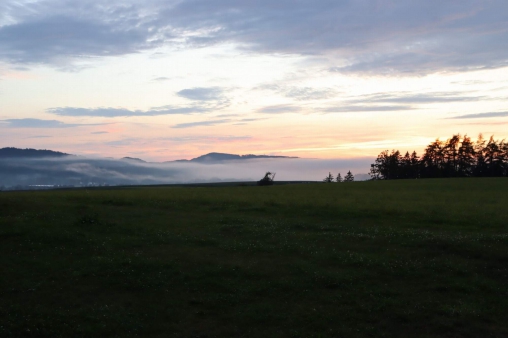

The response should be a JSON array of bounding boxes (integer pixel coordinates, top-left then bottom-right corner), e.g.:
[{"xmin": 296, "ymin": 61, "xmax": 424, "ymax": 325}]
[{"xmin": 0, "ymin": 156, "xmax": 373, "ymax": 188}]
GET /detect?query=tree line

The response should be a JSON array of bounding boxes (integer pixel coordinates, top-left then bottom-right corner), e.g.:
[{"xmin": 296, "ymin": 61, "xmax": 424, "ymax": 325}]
[
  {"xmin": 370, "ymin": 134, "xmax": 508, "ymax": 179},
  {"xmin": 323, "ymin": 171, "xmax": 354, "ymax": 182}
]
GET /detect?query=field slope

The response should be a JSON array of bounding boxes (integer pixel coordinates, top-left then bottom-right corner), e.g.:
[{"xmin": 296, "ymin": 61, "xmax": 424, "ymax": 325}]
[{"xmin": 1, "ymin": 179, "xmax": 507, "ymax": 337}]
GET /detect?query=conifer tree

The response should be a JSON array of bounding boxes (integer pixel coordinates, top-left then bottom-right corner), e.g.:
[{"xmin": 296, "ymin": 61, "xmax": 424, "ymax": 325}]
[
  {"xmin": 484, "ymin": 136, "xmax": 503, "ymax": 176},
  {"xmin": 457, "ymin": 135, "xmax": 475, "ymax": 177},
  {"xmin": 401, "ymin": 151, "xmax": 411, "ymax": 179},
  {"xmin": 474, "ymin": 134, "xmax": 487, "ymax": 177},
  {"xmin": 410, "ymin": 151, "xmax": 420, "ymax": 178},
  {"xmin": 421, "ymin": 139, "xmax": 444, "ymax": 178},
  {"xmin": 336, "ymin": 173, "xmax": 342, "ymax": 182},
  {"xmin": 443, "ymin": 134, "xmax": 460, "ymax": 177},
  {"xmin": 369, "ymin": 150, "xmax": 401, "ymax": 180},
  {"xmin": 501, "ymin": 140, "xmax": 508, "ymax": 176},
  {"xmin": 323, "ymin": 172, "xmax": 334, "ymax": 183},
  {"xmin": 344, "ymin": 171, "xmax": 354, "ymax": 182}
]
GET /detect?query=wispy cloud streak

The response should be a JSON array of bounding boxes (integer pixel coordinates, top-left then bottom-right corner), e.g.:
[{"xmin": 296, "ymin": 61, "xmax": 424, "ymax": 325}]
[
  {"xmin": 447, "ymin": 111, "xmax": 508, "ymax": 119},
  {"xmin": 0, "ymin": 118, "xmax": 102, "ymax": 128}
]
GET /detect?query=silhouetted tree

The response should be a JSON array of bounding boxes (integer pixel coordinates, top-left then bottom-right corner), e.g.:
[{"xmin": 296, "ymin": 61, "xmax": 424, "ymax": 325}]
[
  {"xmin": 443, "ymin": 134, "xmax": 460, "ymax": 177},
  {"xmin": 344, "ymin": 171, "xmax": 354, "ymax": 182},
  {"xmin": 369, "ymin": 150, "xmax": 401, "ymax": 179},
  {"xmin": 258, "ymin": 172, "xmax": 275, "ymax": 186},
  {"xmin": 336, "ymin": 173, "xmax": 343, "ymax": 182},
  {"xmin": 473, "ymin": 134, "xmax": 487, "ymax": 177},
  {"xmin": 323, "ymin": 172, "xmax": 334, "ymax": 183},
  {"xmin": 409, "ymin": 151, "xmax": 420, "ymax": 178},
  {"xmin": 400, "ymin": 151, "xmax": 412, "ymax": 179},
  {"xmin": 457, "ymin": 135, "xmax": 475, "ymax": 177},
  {"xmin": 421, "ymin": 139, "xmax": 444, "ymax": 178},
  {"xmin": 370, "ymin": 133, "xmax": 508, "ymax": 180},
  {"xmin": 501, "ymin": 140, "xmax": 508, "ymax": 177},
  {"xmin": 484, "ymin": 136, "xmax": 504, "ymax": 176}
]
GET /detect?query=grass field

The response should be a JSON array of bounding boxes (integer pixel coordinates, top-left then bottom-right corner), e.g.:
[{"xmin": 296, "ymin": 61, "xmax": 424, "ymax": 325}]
[{"xmin": 1, "ymin": 178, "xmax": 508, "ymax": 337}]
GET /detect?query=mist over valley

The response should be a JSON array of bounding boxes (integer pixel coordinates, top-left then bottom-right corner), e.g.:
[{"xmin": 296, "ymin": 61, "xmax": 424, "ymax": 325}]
[{"xmin": 0, "ymin": 148, "xmax": 371, "ymax": 189}]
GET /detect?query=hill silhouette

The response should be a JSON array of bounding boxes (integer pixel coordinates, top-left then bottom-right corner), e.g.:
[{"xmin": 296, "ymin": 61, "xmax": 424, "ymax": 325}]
[
  {"xmin": 0, "ymin": 147, "xmax": 70, "ymax": 158},
  {"xmin": 0, "ymin": 148, "xmax": 297, "ymax": 163},
  {"xmin": 121, "ymin": 157, "xmax": 146, "ymax": 163},
  {"xmin": 175, "ymin": 152, "xmax": 298, "ymax": 163}
]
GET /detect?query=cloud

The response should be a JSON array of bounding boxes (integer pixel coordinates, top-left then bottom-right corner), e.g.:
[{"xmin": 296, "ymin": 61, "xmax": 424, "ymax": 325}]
[
  {"xmin": 284, "ymin": 87, "xmax": 338, "ymax": 101},
  {"xmin": 257, "ymin": 105, "xmax": 302, "ymax": 114},
  {"xmin": 177, "ymin": 87, "xmax": 226, "ymax": 101},
  {"xmin": 347, "ymin": 92, "xmax": 487, "ymax": 104},
  {"xmin": 238, "ymin": 118, "xmax": 264, "ymax": 122},
  {"xmin": 0, "ymin": 118, "xmax": 96, "ymax": 128},
  {"xmin": 315, "ymin": 91, "xmax": 487, "ymax": 113},
  {"xmin": 91, "ymin": 131, "xmax": 109, "ymax": 134},
  {"xmin": 257, "ymin": 84, "xmax": 339, "ymax": 101},
  {"xmin": 152, "ymin": 77, "xmax": 170, "ymax": 82},
  {"xmin": 1, "ymin": 1, "xmax": 507, "ymax": 74},
  {"xmin": 47, "ymin": 105, "xmax": 213, "ymax": 117},
  {"xmin": 162, "ymin": 0, "xmax": 508, "ymax": 74},
  {"xmin": 322, "ymin": 105, "xmax": 414, "ymax": 113},
  {"xmin": 165, "ymin": 135, "xmax": 251, "ymax": 142},
  {"xmin": 446, "ymin": 111, "xmax": 508, "ymax": 119},
  {"xmin": 171, "ymin": 119, "xmax": 231, "ymax": 129},
  {"xmin": 169, "ymin": 116, "xmax": 263, "ymax": 129},
  {"xmin": 0, "ymin": 14, "xmax": 159, "ymax": 67},
  {"xmin": 255, "ymin": 91, "xmax": 482, "ymax": 114},
  {"xmin": 106, "ymin": 138, "xmax": 139, "ymax": 147}
]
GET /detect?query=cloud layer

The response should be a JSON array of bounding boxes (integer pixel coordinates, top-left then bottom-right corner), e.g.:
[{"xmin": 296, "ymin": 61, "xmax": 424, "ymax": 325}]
[
  {"xmin": 177, "ymin": 87, "xmax": 226, "ymax": 101},
  {"xmin": 447, "ymin": 111, "xmax": 508, "ymax": 119},
  {"xmin": 0, "ymin": 155, "xmax": 373, "ymax": 187},
  {"xmin": 0, "ymin": 118, "xmax": 99, "ymax": 128},
  {"xmin": 47, "ymin": 106, "xmax": 212, "ymax": 117},
  {"xmin": 1, "ymin": 0, "xmax": 507, "ymax": 74}
]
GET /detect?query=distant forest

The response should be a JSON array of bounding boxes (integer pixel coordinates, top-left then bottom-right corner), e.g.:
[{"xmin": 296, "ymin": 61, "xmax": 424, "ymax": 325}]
[
  {"xmin": 370, "ymin": 134, "xmax": 508, "ymax": 179},
  {"xmin": 0, "ymin": 147, "xmax": 69, "ymax": 158}
]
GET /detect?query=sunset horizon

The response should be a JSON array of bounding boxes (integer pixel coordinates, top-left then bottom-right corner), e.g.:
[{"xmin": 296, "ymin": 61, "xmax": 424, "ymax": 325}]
[{"xmin": 2, "ymin": 1, "xmax": 508, "ymax": 164}]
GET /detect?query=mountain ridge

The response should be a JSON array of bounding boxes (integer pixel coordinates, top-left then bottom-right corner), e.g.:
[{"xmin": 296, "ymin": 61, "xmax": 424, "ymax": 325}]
[
  {"xmin": 174, "ymin": 152, "xmax": 298, "ymax": 163},
  {"xmin": 0, "ymin": 148, "xmax": 298, "ymax": 162},
  {"xmin": 0, "ymin": 147, "xmax": 70, "ymax": 158},
  {"xmin": 121, "ymin": 157, "xmax": 147, "ymax": 163}
]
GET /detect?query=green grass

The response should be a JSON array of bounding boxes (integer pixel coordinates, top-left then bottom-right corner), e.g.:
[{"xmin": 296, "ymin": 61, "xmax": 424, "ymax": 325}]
[{"xmin": 1, "ymin": 178, "xmax": 507, "ymax": 337}]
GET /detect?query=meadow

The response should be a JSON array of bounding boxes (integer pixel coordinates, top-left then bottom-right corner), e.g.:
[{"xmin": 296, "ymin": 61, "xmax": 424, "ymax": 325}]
[{"xmin": 1, "ymin": 178, "xmax": 507, "ymax": 337}]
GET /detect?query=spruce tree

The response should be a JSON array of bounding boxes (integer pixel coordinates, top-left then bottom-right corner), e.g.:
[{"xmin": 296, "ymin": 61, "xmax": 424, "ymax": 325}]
[
  {"xmin": 344, "ymin": 171, "xmax": 354, "ymax": 182},
  {"xmin": 474, "ymin": 134, "xmax": 487, "ymax": 177},
  {"xmin": 443, "ymin": 134, "xmax": 460, "ymax": 177},
  {"xmin": 401, "ymin": 151, "xmax": 411, "ymax": 179},
  {"xmin": 457, "ymin": 135, "xmax": 475, "ymax": 177},
  {"xmin": 323, "ymin": 172, "xmax": 334, "ymax": 183},
  {"xmin": 336, "ymin": 173, "xmax": 342, "ymax": 182},
  {"xmin": 410, "ymin": 151, "xmax": 420, "ymax": 178},
  {"xmin": 484, "ymin": 136, "xmax": 504, "ymax": 176}
]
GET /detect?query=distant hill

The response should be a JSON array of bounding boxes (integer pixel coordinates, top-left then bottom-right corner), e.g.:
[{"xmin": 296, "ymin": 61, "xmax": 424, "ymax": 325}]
[
  {"xmin": 0, "ymin": 147, "xmax": 70, "ymax": 158},
  {"xmin": 121, "ymin": 157, "xmax": 146, "ymax": 163},
  {"xmin": 0, "ymin": 148, "xmax": 298, "ymax": 163},
  {"xmin": 175, "ymin": 152, "xmax": 298, "ymax": 163},
  {"xmin": 354, "ymin": 173, "xmax": 372, "ymax": 181}
]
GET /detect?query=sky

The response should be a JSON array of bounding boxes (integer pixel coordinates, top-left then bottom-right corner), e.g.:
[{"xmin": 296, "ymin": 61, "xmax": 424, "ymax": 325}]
[{"xmin": 1, "ymin": 0, "xmax": 508, "ymax": 163}]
